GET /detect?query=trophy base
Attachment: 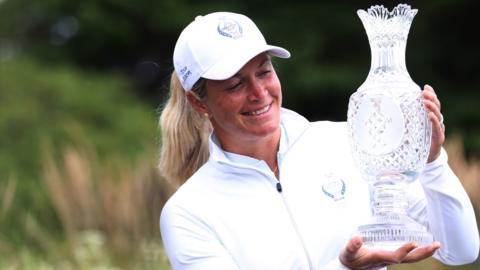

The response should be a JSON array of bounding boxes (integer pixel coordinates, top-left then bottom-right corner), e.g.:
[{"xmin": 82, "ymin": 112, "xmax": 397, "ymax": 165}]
[{"xmin": 358, "ymin": 215, "xmax": 433, "ymax": 250}]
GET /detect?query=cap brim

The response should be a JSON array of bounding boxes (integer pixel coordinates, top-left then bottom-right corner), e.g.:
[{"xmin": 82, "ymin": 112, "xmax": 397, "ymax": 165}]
[{"xmin": 202, "ymin": 45, "xmax": 290, "ymax": 81}]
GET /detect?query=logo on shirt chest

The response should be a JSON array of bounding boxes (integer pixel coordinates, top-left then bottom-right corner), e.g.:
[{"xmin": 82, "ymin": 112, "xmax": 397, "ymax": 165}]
[{"xmin": 321, "ymin": 173, "xmax": 346, "ymax": 201}]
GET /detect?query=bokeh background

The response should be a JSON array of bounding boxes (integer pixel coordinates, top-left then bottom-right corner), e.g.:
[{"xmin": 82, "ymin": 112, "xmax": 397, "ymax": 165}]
[{"xmin": 0, "ymin": 0, "xmax": 479, "ymax": 269}]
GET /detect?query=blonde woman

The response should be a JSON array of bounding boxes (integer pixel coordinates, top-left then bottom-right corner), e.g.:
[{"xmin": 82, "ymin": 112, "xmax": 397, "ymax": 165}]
[{"xmin": 159, "ymin": 12, "xmax": 478, "ymax": 270}]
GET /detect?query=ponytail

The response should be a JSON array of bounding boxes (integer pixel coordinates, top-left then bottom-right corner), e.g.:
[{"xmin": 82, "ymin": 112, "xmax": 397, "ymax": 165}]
[{"xmin": 158, "ymin": 72, "xmax": 212, "ymax": 187}]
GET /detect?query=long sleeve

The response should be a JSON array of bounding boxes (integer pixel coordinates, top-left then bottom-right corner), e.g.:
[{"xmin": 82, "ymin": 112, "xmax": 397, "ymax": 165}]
[
  {"xmin": 160, "ymin": 202, "xmax": 241, "ymax": 270},
  {"xmin": 411, "ymin": 148, "xmax": 479, "ymax": 265},
  {"xmin": 322, "ymin": 258, "xmax": 356, "ymax": 270}
]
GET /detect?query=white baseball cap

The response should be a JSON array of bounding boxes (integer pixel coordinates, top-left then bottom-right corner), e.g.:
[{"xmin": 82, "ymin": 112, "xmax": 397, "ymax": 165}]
[{"xmin": 173, "ymin": 12, "xmax": 291, "ymax": 91}]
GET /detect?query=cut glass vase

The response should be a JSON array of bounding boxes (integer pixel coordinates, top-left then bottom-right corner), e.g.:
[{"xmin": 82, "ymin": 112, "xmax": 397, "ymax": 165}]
[{"xmin": 347, "ymin": 4, "xmax": 433, "ymax": 250}]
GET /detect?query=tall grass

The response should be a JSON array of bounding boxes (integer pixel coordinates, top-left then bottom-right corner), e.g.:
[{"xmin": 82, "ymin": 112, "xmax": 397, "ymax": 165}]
[{"xmin": 38, "ymin": 141, "xmax": 173, "ymax": 268}]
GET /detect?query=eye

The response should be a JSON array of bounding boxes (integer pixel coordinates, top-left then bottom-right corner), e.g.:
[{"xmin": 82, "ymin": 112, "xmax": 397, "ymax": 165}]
[
  {"xmin": 226, "ymin": 81, "xmax": 242, "ymax": 91},
  {"xmin": 258, "ymin": 69, "xmax": 271, "ymax": 78}
]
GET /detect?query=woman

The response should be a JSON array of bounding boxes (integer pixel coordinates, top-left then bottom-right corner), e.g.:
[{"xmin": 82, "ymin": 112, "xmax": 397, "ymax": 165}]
[{"xmin": 159, "ymin": 12, "xmax": 479, "ymax": 269}]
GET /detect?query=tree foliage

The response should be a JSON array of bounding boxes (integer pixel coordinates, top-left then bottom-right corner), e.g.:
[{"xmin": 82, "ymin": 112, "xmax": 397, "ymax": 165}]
[{"xmin": 2, "ymin": 0, "xmax": 478, "ymax": 155}]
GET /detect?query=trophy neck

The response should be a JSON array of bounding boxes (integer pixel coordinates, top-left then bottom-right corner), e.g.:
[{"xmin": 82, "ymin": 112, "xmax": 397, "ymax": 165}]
[
  {"xmin": 358, "ymin": 4, "xmax": 417, "ymax": 82},
  {"xmin": 371, "ymin": 175, "xmax": 409, "ymax": 217},
  {"xmin": 369, "ymin": 40, "xmax": 409, "ymax": 77}
]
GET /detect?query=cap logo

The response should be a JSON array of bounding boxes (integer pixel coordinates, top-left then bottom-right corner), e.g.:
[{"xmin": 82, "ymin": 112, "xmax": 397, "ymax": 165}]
[
  {"xmin": 217, "ymin": 16, "xmax": 243, "ymax": 39},
  {"xmin": 179, "ymin": 66, "xmax": 192, "ymax": 83}
]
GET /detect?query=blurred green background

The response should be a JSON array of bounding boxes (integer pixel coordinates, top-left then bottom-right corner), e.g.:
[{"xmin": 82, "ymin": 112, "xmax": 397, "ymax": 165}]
[{"xmin": 0, "ymin": 0, "xmax": 479, "ymax": 269}]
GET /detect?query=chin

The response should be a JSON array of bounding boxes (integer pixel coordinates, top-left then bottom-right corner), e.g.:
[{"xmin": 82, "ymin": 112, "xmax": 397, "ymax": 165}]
[{"xmin": 252, "ymin": 123, "xmax": 280, "ymax": 138}]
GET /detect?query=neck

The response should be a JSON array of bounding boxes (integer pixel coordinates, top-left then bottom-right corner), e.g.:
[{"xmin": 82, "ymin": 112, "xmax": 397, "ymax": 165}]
[{"xmin": 216, "ymin": 128, "xmax": 281, "ymax": 172}]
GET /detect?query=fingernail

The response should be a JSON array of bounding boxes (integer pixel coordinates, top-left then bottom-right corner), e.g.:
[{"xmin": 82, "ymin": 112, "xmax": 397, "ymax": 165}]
[{"xmin": 355, "ymin": 241, "xmax": 362, "ymax": 248}]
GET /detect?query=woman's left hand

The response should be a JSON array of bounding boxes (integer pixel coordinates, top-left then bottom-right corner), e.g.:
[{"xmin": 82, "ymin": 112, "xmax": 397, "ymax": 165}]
[
  {"xmin": 339, "ymin": 235, "xmax": 441, "ymax": 269},
  {"xmin": 422, "ymin": 84, "xmax": 445, "ymax": 163}
]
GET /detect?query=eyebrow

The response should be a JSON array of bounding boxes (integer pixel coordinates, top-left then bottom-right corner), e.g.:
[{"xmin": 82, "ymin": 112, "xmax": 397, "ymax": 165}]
[{"xmin": 259, "ymin": 57, "xmax": 272, "ymax": 68}]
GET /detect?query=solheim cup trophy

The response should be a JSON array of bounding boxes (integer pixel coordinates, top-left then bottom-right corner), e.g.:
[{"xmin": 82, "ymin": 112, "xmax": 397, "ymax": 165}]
[{"xmin": 347, "ymin": 4, "xmax": 433, "ymax": 249}]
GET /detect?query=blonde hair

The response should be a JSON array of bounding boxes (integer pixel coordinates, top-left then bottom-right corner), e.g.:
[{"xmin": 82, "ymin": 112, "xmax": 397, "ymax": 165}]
[{"xmin": 158, "ymin": 72, "xmax": 212, "ymax": 186}]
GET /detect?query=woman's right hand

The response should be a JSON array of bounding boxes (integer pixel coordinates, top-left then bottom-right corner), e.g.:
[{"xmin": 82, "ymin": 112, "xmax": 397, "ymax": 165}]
[{"xmin": 339, "ymin": 236, "xmax": 441, "ymax": 269}]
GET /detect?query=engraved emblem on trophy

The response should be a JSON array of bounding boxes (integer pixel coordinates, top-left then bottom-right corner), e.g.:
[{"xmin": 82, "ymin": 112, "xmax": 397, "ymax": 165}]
[{"xmin": 347, "ymin": 4, "xmax": 433, "ymax": 250}]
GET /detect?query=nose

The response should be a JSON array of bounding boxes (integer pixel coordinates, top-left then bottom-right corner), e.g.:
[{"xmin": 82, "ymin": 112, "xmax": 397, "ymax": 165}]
[{"xmin": 247, "ymin": 78, "xmax": 268, "ymax": 101}]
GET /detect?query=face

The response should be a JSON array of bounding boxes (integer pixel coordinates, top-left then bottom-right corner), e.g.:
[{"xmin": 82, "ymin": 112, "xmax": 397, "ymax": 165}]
[{"xmin": 194, "ymin": 53, "xmax": 282, "ymax": 150}]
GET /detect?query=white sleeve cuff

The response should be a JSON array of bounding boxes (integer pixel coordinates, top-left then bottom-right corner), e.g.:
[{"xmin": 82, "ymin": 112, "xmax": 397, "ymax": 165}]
[
  {"xmin": 322, "ymin": 258, "xmax": 351, "ymax": 270},
  {"xmin": 419, "ymin": 147, "xmax": 448, "ymax": 186},
  {"xmin": 423, "ymin": 147, "xmax": 448, "ymax": 171}
]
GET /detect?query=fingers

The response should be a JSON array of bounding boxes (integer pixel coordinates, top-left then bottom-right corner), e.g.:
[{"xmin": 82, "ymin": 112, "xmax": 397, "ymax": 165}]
[
  {"xmin": 422, "ymin": 84, "xmax": 441, "ymax": 110},
  {"xmin": 367, "ymin": 242, "xmax": 417, "ymax": 265},
  {"xmin": 389, "ymin": 242, "xmax": 419, "ymax": 263},
  {"xmin": 340, "ymin": 239, "xmax": 420, "ymax": 269},
  {"xmin": 428, "ymin": 111, "xmax": 444, "ymax": 133},
  {"xmin": 403, "ymin": 241, "xmax": 441, "ymax": 263},
  {"xmin": 422, "ymin": 84, "xmax": 445, "ymax": 162},
  {"xmin": 345, "ymin": 235, "xmax": 363, "ymax": 257},
  {"xmin": 422, "ymin": 85, "xmax": 443, "ymax": 130},
  {"xmin": 341, "ymin": 235, "xmax": 364, "ymax": 265},
  {"xmin": 340, "ymin": 236, "xmax": 367, "ymax": 268}
]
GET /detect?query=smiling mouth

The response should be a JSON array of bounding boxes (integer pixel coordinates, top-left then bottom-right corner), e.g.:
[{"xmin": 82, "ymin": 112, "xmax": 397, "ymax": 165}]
[{"xmin": 242, "ymin": 103, "xmax": 272, "ymax": 116}]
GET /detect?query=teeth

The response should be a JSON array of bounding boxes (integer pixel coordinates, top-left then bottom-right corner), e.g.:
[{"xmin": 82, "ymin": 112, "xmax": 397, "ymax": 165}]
[{"xmin": 249, "ymin": 104, "xmax": 270, "ymax": 115}]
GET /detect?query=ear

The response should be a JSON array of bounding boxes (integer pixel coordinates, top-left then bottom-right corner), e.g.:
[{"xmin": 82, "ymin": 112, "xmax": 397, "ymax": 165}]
[{"xmin": 186, "ymin": 91, "xmax": 209, "ymax": 115}]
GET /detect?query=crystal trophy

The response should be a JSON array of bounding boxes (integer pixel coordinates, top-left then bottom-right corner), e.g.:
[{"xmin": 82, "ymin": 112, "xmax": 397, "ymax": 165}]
[{"xmin": 347, "ymin": 4, "xmax": 433, "ymax": 250}]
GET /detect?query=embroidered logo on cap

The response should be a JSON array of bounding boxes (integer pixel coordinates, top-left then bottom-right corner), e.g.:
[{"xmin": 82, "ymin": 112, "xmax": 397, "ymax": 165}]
[
  {"xmin": 217, "ymin": 16, "xmax": 243, "ymax": 39},
  {"xmin": 322, "ymin": 173, "xmax": 346, "ymax": 201},
  {"xmin": 179, "ymin": 66, "xmax": 192, "ymax": 83}
]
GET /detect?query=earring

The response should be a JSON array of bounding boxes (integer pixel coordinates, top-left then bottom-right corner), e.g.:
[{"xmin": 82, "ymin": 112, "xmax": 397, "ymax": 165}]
[{"xmin": 204, "ymin": 113, "xmax": 209, "ymax": 118}]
